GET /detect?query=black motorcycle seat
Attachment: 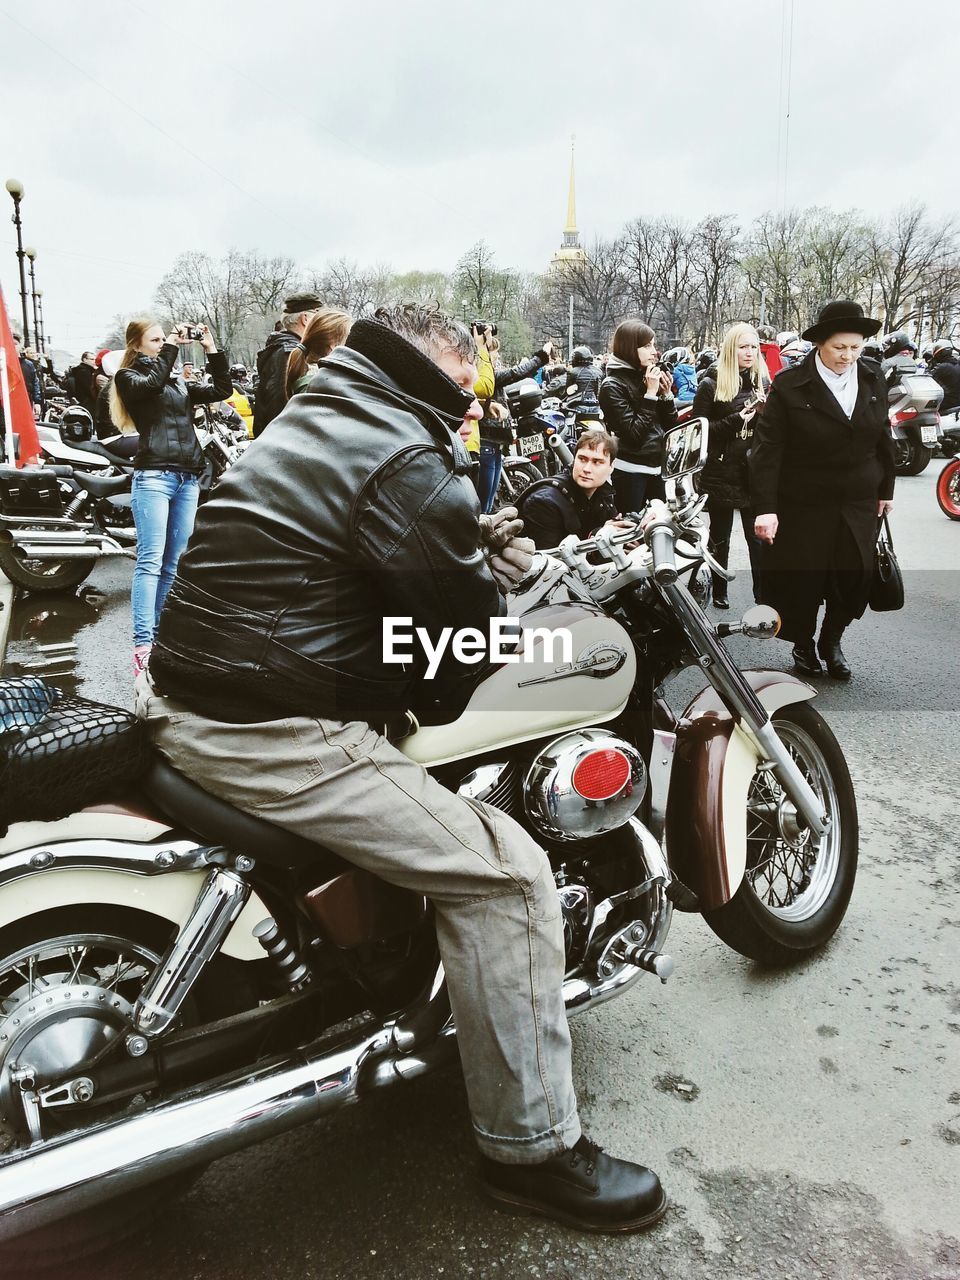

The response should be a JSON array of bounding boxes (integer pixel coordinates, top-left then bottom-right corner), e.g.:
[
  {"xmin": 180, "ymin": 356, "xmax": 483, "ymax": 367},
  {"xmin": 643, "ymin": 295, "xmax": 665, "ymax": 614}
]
[
  {"xmin": 71, "ymin": 440, "xmax": 134, "ymax": 467},
  {"xmin": 80, "ymin": 472, "xmax": 131, "ymax": 498},
  {"xmin": 143, "ymin": 752, "xmax": 349, "ymax": 875}
]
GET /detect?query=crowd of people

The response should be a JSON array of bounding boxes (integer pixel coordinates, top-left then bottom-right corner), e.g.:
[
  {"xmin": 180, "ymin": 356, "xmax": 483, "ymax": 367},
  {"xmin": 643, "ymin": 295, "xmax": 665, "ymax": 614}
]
[{"xmin": 23, "ymin": 294, "xmax": 957, "ymax": 687}]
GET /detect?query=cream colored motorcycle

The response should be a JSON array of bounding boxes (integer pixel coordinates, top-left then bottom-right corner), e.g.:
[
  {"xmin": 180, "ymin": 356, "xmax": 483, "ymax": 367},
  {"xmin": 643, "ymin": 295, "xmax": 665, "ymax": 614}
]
[{"xmin": 0, "ymin": 421, "xmax": 857, "ymax": 1268}]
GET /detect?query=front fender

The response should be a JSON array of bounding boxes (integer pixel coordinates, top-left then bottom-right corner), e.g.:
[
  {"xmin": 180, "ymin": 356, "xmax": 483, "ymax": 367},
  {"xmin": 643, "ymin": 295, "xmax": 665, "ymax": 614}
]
[
  {"xmin": 0, "ymin": 828, "xmax": 270, "ymax": 962},
  {"xmin": 666, "ymin": 671, "xmax": 815, "ymax": 911}
]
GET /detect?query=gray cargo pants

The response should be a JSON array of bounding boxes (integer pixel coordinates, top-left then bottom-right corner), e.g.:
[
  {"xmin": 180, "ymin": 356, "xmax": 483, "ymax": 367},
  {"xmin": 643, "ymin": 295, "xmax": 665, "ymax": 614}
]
[{"xmin": 135, "ymin": 674, "xmax": 581, "ymax": 1163}]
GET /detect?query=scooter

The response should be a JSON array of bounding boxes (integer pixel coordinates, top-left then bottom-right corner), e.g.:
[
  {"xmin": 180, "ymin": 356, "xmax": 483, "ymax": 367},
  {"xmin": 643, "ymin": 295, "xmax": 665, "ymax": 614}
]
[{"xmin": 887, "ymin": 371, "xmax": 943, "ymax": 475}]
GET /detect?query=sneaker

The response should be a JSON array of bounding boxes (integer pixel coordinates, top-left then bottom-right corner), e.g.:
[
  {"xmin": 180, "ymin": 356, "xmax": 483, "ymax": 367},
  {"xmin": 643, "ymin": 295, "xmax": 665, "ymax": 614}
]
[
  {"xmin": 133, "ymin": 645, "xmax": 152, "ymax": 678},
  {"xmin": 480, "ymin": 1135, "xmax": 667, "ymax": 1233}
]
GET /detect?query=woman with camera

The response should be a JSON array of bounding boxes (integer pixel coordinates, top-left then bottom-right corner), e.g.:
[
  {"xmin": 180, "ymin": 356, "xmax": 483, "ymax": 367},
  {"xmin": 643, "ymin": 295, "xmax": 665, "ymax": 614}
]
[
  {"xmin": 691, "ymin": 322, "xmax": 769, "ymax": 608},
  {"xmin": 599, "ymin": 319, "xmax": 677, "ymax": 514},
  {"xmin": 110, "ymin": 317, "xmax": 233, "ymax": 675},
  {"xmin": 474, "ymin": 325, "xmax": 555, "ymax": 513}
]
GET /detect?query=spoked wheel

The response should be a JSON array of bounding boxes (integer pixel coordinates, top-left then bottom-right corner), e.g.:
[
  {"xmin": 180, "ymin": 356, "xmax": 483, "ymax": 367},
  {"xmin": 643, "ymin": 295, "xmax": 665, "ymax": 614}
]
[
  {"xmin": 702, "ymin": 704, "xmax": 858, "ymax": 965},
  {"xmin": 0, "ymin": 907, "xmax": 217, "ymax": 1272},
  {"xmin": 936, "ymin": 458, "xmax": 960, "ymax": 520}
]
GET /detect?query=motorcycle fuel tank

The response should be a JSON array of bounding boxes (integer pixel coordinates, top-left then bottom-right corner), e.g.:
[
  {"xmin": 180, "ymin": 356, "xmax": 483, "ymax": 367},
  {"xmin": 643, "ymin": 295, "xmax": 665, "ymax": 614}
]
[{"xmin": 400, "ymin": 600, "xmax": 635, "ymax": 767}]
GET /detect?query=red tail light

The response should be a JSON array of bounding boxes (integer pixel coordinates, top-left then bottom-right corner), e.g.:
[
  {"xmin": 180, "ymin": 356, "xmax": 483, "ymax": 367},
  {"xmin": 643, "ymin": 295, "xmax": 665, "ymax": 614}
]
[
  {"xmin": 572, "ymin": 749, "xmax": 632, "ymax": 801},
  {"xmin": 892, "ymin": 408, "xmax": 918, "ymax": 425}
]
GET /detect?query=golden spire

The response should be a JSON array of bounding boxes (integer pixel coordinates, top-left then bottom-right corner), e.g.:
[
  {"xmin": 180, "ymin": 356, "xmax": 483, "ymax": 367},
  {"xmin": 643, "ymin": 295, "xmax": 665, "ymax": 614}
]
[{"xmin": 564, "ymin": 135, "xmax": 577, "ymax": 235}]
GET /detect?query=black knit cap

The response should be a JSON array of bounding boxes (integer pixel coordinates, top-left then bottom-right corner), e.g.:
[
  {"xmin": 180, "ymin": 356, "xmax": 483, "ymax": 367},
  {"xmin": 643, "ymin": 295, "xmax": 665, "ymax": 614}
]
[{"xmin": 801, "ymin": 300, "xmax": 882, "ymax": 344}]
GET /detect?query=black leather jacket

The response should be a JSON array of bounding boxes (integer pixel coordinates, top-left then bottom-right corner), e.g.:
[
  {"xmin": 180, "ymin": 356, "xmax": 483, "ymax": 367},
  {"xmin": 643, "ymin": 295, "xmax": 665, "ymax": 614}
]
[
  {"xmin": 252, "ymin": 330, "xmax": 300, "ymax": 436},
  {"xmin": 929, "ymin": 353, "xmax": 960, "ymax": 412},
  {"xmin": 599, "ymin": 364, "xmax": 678, "ymax": 466},
  {"xmin": 519, "ymin": 472, "xmax": 617, "ymax": 548},
  {"xmin": 544, "ymin": 364, "xmax": 602, "ymax": 404},
  {"xmin": 115, "ymin": 345, "xmax": 232, "ymax": 472},
  {"xmin": 150, "ymin": 322, "xmax": 505, "ymax": 725}
]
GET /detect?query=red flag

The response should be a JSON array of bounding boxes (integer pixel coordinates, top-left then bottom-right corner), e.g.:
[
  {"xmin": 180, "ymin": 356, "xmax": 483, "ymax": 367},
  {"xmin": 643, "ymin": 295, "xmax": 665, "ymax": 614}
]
[{"xmin": 0, "ymin": 285, "xmax": 41, "ymax": 466}]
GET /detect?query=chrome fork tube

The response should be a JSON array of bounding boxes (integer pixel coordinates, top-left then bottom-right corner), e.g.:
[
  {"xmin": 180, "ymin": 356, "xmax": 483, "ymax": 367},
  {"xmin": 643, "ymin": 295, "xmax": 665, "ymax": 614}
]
[
  {"xmin": 658, "ymin": 579, "xmax": 827, "ymax": 837},
  {"xmin": 133, "ymin": 868, "xmax": 252, "ymax": 1038}
]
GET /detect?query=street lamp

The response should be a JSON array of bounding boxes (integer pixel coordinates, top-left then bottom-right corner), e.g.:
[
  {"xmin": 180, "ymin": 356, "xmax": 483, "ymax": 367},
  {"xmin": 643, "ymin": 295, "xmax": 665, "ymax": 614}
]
[
  {"xmin": 35, "ymin": 289, "xmax": 45, "ymax": 355},
  {"xmin": 25, "ymin": 247, "xmax": 40, "ymax": 356},
  {"xmin": 461, "ymin": 298, "xmax": 469, "ymax": 325},
  {"xmin": 4, "ymin": 178, "xmax": 30, "ymax": 345}
]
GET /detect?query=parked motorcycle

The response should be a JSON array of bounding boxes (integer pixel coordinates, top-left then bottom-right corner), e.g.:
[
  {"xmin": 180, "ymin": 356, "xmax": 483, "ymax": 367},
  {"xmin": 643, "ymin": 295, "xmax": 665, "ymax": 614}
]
[
  {"xmin": 0, "ymin": 420, "xmax": 858, "ymax": 1267},
  {"xmin": 0, "ymin": 463, "xmax": 135, "ymax": 592},
  {"xmin": 194, "ymin": 406, "xmax": 250, "ymax": 493},
  {"xmin": 936, "ymin": 453, "xmax": 960, "ymax": 520},
  {"xmin": 37, "ymin": 423, "xmax": 135, "ymax": 475},
  {"xmin": 887, "ymin": 370, "xmax": 943, "ymax": 475}
]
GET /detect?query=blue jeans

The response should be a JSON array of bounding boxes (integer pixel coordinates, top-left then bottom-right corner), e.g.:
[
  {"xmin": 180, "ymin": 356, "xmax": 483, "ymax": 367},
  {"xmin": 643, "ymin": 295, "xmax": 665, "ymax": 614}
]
[
  {"xmin": 479, "ymin": 440, "xmax": 504, "ymax": 514},
  {"xmin": 130, "ymin": 469, "xmax": 200, "ymax": 646}
]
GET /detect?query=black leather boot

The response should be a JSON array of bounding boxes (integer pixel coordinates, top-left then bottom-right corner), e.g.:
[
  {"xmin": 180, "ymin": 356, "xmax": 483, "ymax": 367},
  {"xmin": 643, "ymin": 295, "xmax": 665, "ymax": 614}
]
[
  {"xmin": 791, "ymin": 639, "xmax": 822, "ymax": 676},
  {"xmin": 818, "ymin": 628, "xmax": 852, "ymax": 680},
  {"xmin": 480, "ymin": 1136, "xmax": 667, "ymax": 1234},
  {"xmin": 711, "ymin": 575, "xmax": 729, "ymax": 610}
]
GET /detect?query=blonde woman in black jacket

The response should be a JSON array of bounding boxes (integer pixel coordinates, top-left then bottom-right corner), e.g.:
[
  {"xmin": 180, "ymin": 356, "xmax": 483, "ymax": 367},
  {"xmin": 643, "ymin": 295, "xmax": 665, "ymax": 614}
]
[{"xmin": 691, "ymin": 323, "xmax": 769, "ymax": 608}]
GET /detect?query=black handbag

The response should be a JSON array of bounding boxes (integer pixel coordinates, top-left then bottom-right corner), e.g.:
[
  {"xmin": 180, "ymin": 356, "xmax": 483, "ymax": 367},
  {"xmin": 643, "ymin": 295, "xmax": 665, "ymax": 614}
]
[{"xmin": 869, "ymin": 514, "xmax": 904, "ymax": 612}]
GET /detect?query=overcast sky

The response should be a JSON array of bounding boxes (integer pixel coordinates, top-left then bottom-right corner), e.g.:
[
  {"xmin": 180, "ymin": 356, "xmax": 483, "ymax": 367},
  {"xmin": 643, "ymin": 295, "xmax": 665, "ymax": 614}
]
[{"xmin": 2, "ymin": 0, "xmax": 959, "ymax": 359}]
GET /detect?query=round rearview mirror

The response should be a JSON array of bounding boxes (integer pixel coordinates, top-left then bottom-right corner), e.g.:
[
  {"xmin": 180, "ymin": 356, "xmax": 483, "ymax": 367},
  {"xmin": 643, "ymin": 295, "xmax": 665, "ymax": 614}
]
[{"xmin": 740, "ymin": 606, "xmax": 781, "ymax": 639}]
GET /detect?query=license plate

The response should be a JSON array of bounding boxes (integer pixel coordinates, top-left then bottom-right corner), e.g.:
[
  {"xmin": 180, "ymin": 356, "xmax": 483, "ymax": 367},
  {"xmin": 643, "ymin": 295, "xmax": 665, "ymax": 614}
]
[
  {"xmin": 920, "ymin": 424, "xmax": 938, "ymax": 444},
  {"xmin": 519, "ymin": 434, "xmax": 544, "ymax": 456}
]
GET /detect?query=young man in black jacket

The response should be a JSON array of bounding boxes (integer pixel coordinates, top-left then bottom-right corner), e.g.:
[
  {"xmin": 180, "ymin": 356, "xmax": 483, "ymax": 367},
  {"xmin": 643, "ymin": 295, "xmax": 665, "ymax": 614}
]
[
  {"xmin": 519, "ymin": 429, "xmax": 619, "ymax": 548},
  {"xmin": 138, "ymin": 306, "xmax": 667, "ymax": 1235}
]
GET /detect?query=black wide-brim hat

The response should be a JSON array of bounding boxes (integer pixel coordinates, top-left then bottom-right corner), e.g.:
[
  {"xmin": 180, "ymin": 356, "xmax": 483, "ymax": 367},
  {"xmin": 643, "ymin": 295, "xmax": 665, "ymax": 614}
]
[{"xmin": 801, "ymin": 300, "xmax": 882, "ymax": 344}]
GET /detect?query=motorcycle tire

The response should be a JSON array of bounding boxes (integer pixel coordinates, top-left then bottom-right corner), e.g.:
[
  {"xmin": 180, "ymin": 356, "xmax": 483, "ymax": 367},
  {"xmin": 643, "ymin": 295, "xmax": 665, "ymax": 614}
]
[
  {"xmin": 0, "ymin": 542, "xmax": 96, "ymax": 593},
  {"xmin": 701, "ymin": 703, "xmax": 858, "ymax": 966},
  {"xmin": 893, "ymin": 437, "xmax": 934, "ymax": 476},
  {"xmin": 0, "ymin": 904, "xmax": 252, "ymax": 1272},
  {"xmin": 936, "ymin": 458, "xmax": 960, "ymax": 520}
]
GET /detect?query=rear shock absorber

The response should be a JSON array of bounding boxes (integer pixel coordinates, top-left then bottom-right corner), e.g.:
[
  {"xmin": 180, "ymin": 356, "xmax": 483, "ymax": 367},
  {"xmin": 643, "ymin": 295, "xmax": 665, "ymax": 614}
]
[{"xmin": 254, "ymin": 917, "xmax": 312, "ymax": 991}]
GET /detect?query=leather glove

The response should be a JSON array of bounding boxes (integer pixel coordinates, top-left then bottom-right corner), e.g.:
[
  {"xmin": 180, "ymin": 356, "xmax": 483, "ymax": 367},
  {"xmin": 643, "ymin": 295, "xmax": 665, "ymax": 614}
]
[
  {"xmin": 478, "ymin": 506, "xmax": 524, "ymax": 554},
  {"xmin": 488, "ymin": 537, "xmax": 535, "ymax": 594}
]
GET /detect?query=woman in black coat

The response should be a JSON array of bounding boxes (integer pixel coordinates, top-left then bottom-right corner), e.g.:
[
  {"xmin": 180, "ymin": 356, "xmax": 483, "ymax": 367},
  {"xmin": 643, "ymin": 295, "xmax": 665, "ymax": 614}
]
[
  {"xmin": 750, "ymin": 301, "xmax": 896, "ymax": 680},
  {"xmin": 599, "ymin": 319, "xmax": 677, "ymax": 513},
  {"xmin": 692, "ymin": 322, "xmax": 769, "ymax": 608}
]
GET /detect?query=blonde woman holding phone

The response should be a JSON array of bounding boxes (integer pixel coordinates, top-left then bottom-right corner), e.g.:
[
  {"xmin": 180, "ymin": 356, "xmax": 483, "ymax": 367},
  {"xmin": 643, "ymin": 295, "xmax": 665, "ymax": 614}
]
[{"xmin": 691, "ymin": 323, "xmax": 769, "ymax": 608}]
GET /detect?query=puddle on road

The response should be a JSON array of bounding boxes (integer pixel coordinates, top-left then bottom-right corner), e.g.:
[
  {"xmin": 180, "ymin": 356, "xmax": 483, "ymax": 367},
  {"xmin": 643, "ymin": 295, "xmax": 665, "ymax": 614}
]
[{"xmin": 2, "ymin": 585, "xmax": 107, "ymax": 696}]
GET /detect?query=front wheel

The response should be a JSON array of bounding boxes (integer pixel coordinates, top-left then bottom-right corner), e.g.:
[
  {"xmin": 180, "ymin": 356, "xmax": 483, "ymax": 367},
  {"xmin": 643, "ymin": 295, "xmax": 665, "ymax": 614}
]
[
  {"xmin": 701, "ymin": 703, "xmax": 858, "ymax": 966},
  {"xmin": 936, "ymin": 459, "xmax": 960, "ymax": 520}
]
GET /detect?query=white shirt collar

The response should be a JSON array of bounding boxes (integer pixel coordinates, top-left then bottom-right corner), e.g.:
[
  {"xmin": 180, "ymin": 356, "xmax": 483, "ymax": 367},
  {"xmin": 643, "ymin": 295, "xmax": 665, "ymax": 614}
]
[{"xmin": 815, "ymin": 353, "xmax": 858, "ymax": 417}]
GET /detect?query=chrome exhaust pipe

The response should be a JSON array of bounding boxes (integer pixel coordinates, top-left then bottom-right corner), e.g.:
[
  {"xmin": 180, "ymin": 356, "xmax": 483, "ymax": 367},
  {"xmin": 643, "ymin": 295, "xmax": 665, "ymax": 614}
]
[{"xmin": 0, "ymin": 823, "xmax": 673, "ymax": 1244}]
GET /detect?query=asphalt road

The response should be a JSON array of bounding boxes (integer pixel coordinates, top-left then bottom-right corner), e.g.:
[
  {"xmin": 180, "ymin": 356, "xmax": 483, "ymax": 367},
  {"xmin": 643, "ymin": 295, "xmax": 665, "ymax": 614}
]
[{"xmin": 2, "ymin": 464, "xmax": 958, "ymax": 1280}]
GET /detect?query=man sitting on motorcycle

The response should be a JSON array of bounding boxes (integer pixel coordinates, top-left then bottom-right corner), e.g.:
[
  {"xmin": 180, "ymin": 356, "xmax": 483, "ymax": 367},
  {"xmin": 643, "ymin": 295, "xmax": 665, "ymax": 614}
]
[
  {"xmin": 518, "ymin": 428, "xmax": 620, "ymax": 549},
  {"xmin": 137, "ymin": 304, "xmax": 667, "ymax": 1234}
]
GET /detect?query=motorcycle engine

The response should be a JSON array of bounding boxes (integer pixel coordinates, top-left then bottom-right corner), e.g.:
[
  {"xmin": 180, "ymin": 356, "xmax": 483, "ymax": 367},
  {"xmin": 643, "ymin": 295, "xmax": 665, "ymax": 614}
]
[{"xmin": 524, "ymin": 729, "xmax": 647, "ymax": 842}]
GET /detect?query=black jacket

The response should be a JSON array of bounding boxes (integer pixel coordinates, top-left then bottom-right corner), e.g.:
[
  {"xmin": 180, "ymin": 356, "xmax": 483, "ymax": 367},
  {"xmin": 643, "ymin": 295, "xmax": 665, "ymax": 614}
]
[
  {"xmin": 518, "ymin": 471, "xmax": 618, "ymax": 549},
  {"xmin": 252, "ymin": 330, "xmax": 300, "ymax": 436},
  {"xmin": 19, "ymin": 356, "xmax": 39, "ymax": 406},
  {"xmin": 692, "ymin": 368, "xmax": 763, "ymax": 508},
  {"xmin": 598, "ymin": 364, "xmax": 677, "ymax": 467},
  {"xmin": 150, "ymin": 321, "xmax": 504, "ymax": 725},
  {"xmin": 65, "ymin": 362, "xmax": 97, "ymax": 415},
  {"xmin": 750, "ymin": 352, "xmax": 895, "ymax": 635},
  {"xmin": 544, "ymin": 364, "xmax": 602, "ymax": 405},
  {"xmin": 115, "ymin": 345, "xmax": 232, "ymax": 472},
  {"xmin": 929, "ymin": 353, "xmax": 960, "ymax": 413}
]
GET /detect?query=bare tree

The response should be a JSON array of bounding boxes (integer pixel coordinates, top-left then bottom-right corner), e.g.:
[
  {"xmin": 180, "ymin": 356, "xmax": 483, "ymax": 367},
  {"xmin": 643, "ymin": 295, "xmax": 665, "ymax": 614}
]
[
  {"xmin": 867, "ymin": 205, "xmax": 957, "ymax": 331},
  {"xmin": 689, "ymin": 215, "xmax": 742, "ymax": 345}
]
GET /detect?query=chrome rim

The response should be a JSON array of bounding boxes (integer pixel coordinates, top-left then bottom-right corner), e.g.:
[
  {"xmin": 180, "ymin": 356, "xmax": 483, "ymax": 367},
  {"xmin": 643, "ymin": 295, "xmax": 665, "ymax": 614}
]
[
  {"xmin": 744, "ymin": 721, "xmax": 841, "ymax": 922},
  {"xmin": 0, "ymin": 933, "xmax": 161, "ymax": 1150}
]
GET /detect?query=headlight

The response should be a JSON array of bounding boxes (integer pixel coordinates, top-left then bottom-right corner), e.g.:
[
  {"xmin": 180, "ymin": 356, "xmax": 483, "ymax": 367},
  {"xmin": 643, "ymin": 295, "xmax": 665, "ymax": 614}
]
[{"xmin": 524, "ymin": 729, "xmax": 647, "ymax": 842}]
